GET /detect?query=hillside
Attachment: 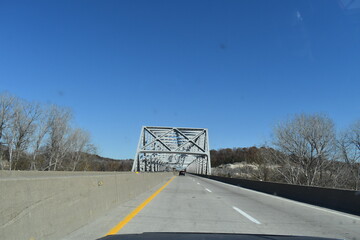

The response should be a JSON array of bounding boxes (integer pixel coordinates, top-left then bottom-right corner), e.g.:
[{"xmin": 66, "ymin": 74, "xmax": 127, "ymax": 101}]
[
  {"xmin": 209, "ymin": 146, "xmax": 359, "ymax": 190},
  {"xmin": 211, "ymin": 162, "xmax": 281, "ymax": 182},
  {"xmin": 83, "ymin": 154, "xmax": 133, "ymax": 171},
  {"xmin": 0, "ymin": 145, "xmax": 133, "ymax": 171}
]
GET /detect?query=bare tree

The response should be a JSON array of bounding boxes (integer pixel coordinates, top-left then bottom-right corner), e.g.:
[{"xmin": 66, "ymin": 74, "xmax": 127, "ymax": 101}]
[
  {"xmin": 67, "ymin": 128, "xmax": 96, "ymax": 171},
  {"xmin": 0, "ymin": 93, "xmax": 15, "ymax": 140},
  {"xmin": 1, "ymin": 95, "xmax": 17, "ymax": 170},
  {"xmin": 45, "ymin": 105, "xmax": 72, "ymax": 171},
  {"xmin": 0, "ymin": 92, "xmax": 100, "ymax": 171},
  {"xmin": 273, "ymin": 114, "xmax": 336, "ymax": 186},
  {"xmin": 30, "ymin": 107, "xmax": 50, "ymax": 170},
  {"xmin": 13, "ymin": 101, "xmax": 40, "ymax": 169},
  {"xmin": 338, "ymin": 121, "xmax": 360, "ymax": 190},
  {"xmin": 0, "ymin": 93, "xmax": 16, "ymax": 169},
  {"xmin": 2, "ymin": 99, "xmax": 40, "ymax": 170},
  {"xmin": 3, "ymin": 127, "xmax": 15, "ymax": 170}
]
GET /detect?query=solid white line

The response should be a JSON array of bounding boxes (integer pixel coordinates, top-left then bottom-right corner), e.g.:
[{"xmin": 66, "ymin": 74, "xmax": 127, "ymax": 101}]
[
  {"xmin": 197, "ymin": 182, "xmax": 200, "ymax": 185},
  {"xmin": 194, "ymin": 175, "xmax": 360, "ymax": 221},
  {"xmin": 232, "ymin": 206, "xmax": 261, "ymax": 224},
  {"xmin": 205, "ymin": 188, "xmax": 212, "ymax": 192}
]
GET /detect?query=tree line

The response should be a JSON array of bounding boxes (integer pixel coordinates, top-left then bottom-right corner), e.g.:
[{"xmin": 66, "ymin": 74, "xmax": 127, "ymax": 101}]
[
  {"xmin": 210, "ymin": 114, "xmax": 360, "ymax": 190},
  {"xmin": 2, "ymin": 92, "xmax": 358, "ymax": 188},
  {"xmin": 0, "ymin": 92, "xmax": 132, "ymax": 171}
]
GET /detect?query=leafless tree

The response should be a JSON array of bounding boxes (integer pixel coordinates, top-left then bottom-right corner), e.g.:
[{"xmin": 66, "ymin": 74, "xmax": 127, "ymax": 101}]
[
  {"xmin": 337, "ymin": 121, "xmax": 360, "ymax": 190},
  {"xmin": 0, "ymin": 92, "xmax": 101, "ymax": 171},
  {"xmin": 0, "ymin": 93, "xmax": 16, "ymax": 142},
  {"xmin": 0, "ymin": 93, "xmax": 16, "ymax": 169},
  {"xmin": 1, "ymin": 94, "xmax": 16, "ymax": 170},
  {"xmin": 67, "ymin": 128, "xmax": 96, "ymax": 171},
  {"xmin": 45, "ymin": 105, "xmax": 72, "ymax": 171},
  {"xmin": 2, "ymin": 99, "xmax": 40, "ymax": 170},
  {"xmin": 252, "ymin": 147, "xmax": 282, "ymax": 182},
  {"xmin": 3, "ymin": 127, "xmax": 15, "ymax": 170},
  {"xmin": 30, "ymin": 107, "xmax": 51, "ymax": 170},
  {"xmin": 0, "ymin": 93, "xmax": 16, "ymax": 149},
  {"xmin": 13, "ymin": 101, "xmax": 40, "ymax": 169},
  {"xmin": 273, "ymin": 114, "xmax": 336, "ymax": 186}
]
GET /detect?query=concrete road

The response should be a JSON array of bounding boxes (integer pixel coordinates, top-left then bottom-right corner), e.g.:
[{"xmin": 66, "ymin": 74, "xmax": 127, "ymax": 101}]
[{"xmin": 66, "ymin": 174, "xmax": 360, "ymax": 240}]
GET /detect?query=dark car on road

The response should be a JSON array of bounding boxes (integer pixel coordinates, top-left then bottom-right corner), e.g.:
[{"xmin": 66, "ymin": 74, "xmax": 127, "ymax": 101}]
[{"xmin": 179, "ymin": 170, "xmax": 186, "ymax": 176}]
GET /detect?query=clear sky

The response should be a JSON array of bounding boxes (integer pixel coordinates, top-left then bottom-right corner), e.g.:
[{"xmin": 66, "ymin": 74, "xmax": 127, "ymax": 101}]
[{"xmin": 1, "ymin": 0, "xmax": 359, "ymax": 159}]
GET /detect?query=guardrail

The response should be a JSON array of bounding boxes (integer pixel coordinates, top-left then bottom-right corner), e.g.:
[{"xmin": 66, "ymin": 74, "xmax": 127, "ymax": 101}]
[
  {"xmin": 0, "ymin": 171, "xmax": 174, "ymax": 240},
  {"xmin": 194, "ymin": 174, "xmax": 360, "ymax": 216}
]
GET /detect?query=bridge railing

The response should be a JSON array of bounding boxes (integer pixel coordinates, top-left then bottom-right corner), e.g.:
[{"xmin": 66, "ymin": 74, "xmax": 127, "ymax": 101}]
[{"xmin": 0, "ymin": 171, "xmax": 173, "ymax": 240}]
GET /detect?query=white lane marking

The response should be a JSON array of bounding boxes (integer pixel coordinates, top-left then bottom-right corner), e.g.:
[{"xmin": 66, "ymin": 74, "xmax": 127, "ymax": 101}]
[
  {"xmin": 205, "ymin": 188, "xmax": 212, "ymax": 193},
  {"xmin": 197, "ymin": 182, "xmax": 200, "ymax": 185},
  {"xmin": 197, "ymin": 176, "xmax": 360, "ymax": 221},
  {"xmin": 233, "ymin": 206, "xmax": 261, "ymax": 224}
]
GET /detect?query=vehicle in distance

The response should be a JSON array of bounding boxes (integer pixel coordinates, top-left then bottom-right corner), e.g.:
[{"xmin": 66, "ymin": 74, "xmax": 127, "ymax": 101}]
[{"xmin": 179, "ymin": 170, "xmax": 186, "ymax": 176}]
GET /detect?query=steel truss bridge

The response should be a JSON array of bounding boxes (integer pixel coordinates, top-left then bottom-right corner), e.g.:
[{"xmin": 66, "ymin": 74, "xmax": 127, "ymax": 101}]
[{"xmin": 131, "ymin": 126, "xmax": 211, "ymax": 175}]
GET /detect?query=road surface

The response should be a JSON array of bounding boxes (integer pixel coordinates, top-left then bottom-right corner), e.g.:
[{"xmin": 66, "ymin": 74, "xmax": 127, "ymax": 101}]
[{"xmin": 66, "ymin": 174, "xmax": 360, "ymax": 240}]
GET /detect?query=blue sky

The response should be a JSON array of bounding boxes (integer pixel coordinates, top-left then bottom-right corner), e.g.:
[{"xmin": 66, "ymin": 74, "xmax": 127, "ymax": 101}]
[{"xmin": 1, "ymin": 0, "xmax": 359, "ymax": 159}]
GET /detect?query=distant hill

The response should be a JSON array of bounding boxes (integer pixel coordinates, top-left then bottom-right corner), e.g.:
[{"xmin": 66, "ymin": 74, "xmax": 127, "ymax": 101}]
[
  {"xmin": 0, "ymin": 144, "xmax": 134, "ymax": 171},
  {"xmin": 84, "ymin": 154, "xmax": 133, "ymax": 171}
]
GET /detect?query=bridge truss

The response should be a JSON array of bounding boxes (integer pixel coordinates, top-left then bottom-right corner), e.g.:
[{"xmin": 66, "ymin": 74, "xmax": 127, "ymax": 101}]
[{"xmin": 131, "ymin": 126, "xmax": 211, "ymax": 175}]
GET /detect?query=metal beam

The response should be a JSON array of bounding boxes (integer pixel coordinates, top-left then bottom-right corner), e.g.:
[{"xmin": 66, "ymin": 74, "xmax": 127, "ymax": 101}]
[
  {"xmin": 173, "ymin": 128, "xmax": 206, "ymax": 152},
  {"xmin": 132, "ymin": 126, "xmax": 211, "ymax": 175},
  {"xmin": 144, "ymin": 127, "xmax": 172, "ymax": 151},
  {"xmin": 138, "ymin": 150, "xmax": 208, "ymax": 156}
]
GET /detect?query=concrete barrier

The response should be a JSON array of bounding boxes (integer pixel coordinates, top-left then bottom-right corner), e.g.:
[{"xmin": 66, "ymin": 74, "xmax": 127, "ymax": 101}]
[
  {"xmin": 194, "ymin": 174, "xmax": 360, "ymax": 216},
  {"xmin": 0, "ymin": 171, "xmax": 174, "ymax": 240}
]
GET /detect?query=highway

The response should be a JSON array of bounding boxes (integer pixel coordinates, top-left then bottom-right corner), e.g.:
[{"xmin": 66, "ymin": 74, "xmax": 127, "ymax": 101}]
[{"xmin": 66, "ymin": 174, "xmax": 360, "ymax": 240}]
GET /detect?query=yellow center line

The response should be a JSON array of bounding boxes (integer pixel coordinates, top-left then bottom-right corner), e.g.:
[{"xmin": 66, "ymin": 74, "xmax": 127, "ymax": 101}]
[{"xmin": 105, "ymin": 176, "xmax": 176, "ymax": 235}]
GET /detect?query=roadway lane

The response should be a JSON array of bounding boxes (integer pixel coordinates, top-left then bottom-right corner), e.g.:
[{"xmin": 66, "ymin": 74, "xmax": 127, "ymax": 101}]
[{"xmin": 115, "ymin": 174, "xmax": 360, "ymax": 240}]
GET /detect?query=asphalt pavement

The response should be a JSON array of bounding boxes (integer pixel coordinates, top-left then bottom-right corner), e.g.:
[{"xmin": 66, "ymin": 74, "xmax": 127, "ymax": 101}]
[{"xmin": 65, "ymin": 174, "xmax": 360, "ymax": 240}]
